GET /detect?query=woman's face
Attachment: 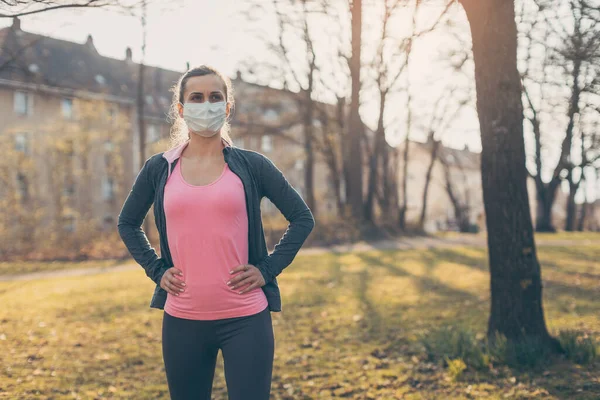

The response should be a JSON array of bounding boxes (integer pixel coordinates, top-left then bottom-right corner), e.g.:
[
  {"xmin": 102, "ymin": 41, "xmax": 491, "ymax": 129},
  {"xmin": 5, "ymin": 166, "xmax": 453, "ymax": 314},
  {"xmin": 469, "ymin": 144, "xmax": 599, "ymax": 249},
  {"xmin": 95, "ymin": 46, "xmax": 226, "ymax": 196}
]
[{"xmin": 177, "ymin": 74, "xmax": 230, "ymax": 118}]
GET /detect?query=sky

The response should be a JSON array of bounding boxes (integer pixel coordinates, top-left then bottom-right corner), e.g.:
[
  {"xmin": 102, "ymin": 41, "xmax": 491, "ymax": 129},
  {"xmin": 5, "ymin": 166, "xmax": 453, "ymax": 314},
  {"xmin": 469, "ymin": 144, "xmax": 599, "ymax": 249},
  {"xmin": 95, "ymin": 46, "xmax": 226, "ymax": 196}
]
[{"xmin": 1, "ymin": 0, "xmax": 596, "ymax": 202}]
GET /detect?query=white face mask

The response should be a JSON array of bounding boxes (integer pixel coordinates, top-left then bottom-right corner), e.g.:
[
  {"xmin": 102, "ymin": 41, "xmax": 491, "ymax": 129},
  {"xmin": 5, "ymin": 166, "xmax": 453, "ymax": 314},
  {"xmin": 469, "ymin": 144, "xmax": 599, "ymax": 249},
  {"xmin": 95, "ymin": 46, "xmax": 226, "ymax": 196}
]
[{"xmin": 182, "ymin": 101, "xmax": 227, "ymax": 137}]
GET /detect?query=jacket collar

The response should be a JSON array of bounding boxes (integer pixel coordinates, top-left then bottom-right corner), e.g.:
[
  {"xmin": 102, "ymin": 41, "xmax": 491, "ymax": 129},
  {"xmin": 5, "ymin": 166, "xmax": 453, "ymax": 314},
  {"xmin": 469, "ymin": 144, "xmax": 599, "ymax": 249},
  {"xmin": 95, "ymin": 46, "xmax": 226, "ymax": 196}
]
[
  {"xmin": 162, "ymin": 136, "xmax": 232, "ymax": 178},
  {"xmin": 162, "ymin": 138, "xmax": 233, "ymax": 179},
  {"xmin": 162, "ymin": 137, "xmax": 232, "ymax": 163}
]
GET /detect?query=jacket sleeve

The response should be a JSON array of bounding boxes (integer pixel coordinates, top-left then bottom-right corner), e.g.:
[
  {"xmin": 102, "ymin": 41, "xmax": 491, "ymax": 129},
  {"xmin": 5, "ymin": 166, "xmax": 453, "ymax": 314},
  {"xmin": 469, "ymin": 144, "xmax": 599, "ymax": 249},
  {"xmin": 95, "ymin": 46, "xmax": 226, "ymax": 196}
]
[
  {"xmin": 254, "ymin": 154, "xmax": 315, "ymax": 284},
  {"xmin": 117, "ymin": 156, "xmax": 169, "ymax": 286}
]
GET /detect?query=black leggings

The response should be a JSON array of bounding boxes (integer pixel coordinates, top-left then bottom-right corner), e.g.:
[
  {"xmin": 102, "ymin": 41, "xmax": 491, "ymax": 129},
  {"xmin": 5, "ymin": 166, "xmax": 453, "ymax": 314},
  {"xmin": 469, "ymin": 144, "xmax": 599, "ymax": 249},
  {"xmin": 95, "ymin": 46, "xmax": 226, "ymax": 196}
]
[{"xmin": 161, "ymin": 306, "xmax": 274, "ymax": 400}]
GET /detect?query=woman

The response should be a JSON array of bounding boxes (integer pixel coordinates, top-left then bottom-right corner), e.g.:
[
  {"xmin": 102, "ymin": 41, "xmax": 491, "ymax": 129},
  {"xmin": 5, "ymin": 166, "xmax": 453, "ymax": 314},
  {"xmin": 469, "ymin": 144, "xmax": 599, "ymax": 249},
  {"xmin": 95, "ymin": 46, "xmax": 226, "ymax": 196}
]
[{"xmin": 117, "ymin": 65, "xmax": 315, "ymax": 400}]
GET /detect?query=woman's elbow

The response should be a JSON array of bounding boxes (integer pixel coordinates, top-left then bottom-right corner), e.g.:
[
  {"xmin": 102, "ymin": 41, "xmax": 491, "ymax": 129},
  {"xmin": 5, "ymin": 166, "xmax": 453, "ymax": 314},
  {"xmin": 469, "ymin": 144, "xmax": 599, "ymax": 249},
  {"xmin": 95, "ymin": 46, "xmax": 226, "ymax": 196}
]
[{"xmin": 305, "ymin": 209, "xmax": 316, "ymax": 233}]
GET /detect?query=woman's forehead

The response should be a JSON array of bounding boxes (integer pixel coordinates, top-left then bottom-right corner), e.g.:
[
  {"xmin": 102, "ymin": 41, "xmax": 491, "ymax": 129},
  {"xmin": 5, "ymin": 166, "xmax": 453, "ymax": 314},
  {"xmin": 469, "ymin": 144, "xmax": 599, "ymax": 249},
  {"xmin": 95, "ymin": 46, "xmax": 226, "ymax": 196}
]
[{"xmin": 184, "ymin": 75, "xmax": 225, "ymax": 94}]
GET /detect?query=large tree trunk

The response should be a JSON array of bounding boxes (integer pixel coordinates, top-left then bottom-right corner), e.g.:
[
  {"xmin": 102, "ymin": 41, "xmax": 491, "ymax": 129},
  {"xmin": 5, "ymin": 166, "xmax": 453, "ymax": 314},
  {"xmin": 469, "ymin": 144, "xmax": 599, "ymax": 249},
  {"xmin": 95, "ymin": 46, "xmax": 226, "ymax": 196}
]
[
  {"xmin": 460, "ymin": 0, "xmax": 558, "ymax": 348},
  {"xmin": 348, "ymin": 0, "xmax": 364, "ymax": 221}
]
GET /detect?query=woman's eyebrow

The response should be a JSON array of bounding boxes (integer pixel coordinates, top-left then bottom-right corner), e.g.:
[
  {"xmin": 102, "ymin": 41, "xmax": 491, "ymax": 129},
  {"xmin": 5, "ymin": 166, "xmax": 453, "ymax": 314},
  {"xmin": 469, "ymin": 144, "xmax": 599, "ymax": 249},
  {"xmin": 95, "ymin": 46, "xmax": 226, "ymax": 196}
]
[{"xmin": 187, "ymin": 91, "xmax": 223, "ymax": 96}]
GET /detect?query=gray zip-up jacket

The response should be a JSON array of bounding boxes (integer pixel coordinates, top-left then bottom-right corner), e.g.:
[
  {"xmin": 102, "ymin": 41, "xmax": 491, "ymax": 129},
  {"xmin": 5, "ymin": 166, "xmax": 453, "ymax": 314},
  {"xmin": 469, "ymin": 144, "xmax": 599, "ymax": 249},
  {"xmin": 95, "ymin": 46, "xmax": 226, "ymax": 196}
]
[{"xmin": 117, "ymin": 138, "xmax": 315, "ymax": 312}]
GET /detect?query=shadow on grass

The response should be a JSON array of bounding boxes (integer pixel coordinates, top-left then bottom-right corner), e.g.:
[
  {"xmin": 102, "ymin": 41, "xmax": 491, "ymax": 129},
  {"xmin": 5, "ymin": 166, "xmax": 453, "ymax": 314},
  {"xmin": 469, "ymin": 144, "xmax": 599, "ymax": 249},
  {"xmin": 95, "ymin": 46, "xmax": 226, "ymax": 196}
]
[
  {"xmin": 349, "ymin": 251, "xmax": 484, "ymax": 355},
  {"xmin": 423, "ymin": 248, "xmax": 600, "ymax": 318}
]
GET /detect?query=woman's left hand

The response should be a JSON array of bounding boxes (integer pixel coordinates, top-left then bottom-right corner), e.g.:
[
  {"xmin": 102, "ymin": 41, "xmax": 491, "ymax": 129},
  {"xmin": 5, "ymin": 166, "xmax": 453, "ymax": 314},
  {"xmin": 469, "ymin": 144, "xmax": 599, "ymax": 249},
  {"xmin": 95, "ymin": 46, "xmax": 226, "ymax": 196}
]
[{"xmin": 227, "ymin": 264, "xmax": 266, "ymax": 294}]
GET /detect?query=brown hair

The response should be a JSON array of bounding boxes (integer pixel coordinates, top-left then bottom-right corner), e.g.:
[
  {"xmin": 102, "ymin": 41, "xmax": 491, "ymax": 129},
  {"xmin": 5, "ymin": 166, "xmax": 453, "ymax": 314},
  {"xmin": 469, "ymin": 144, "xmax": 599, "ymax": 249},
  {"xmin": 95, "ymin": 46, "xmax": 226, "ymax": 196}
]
[{"xmin": 168, "ymin": 65, "xmax": 235, "ymax": 147}]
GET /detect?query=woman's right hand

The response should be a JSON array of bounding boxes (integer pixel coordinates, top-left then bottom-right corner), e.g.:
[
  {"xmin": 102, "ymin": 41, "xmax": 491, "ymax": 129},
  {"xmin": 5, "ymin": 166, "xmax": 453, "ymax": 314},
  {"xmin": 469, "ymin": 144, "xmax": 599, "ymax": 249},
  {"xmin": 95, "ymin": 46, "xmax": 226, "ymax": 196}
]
[{"xmin": 160, "ymin": 267, "xmax": 186, "ymax": 296}]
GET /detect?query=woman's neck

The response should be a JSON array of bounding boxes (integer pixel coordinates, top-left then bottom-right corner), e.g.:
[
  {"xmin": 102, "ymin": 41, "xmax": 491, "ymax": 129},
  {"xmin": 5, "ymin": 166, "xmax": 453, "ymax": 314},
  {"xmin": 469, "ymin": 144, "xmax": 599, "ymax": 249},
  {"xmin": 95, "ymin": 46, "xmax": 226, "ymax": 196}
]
[{"xmin": 183, "ymin": 132, "xmax": 224, "ymax": 159}]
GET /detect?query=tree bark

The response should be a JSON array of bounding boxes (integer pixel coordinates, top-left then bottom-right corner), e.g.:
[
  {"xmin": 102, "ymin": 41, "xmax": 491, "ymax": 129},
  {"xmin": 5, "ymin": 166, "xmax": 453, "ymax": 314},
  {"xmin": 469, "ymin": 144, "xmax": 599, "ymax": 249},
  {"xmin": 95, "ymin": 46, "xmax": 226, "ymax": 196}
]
[
  {"xmin": 460, "ymin": 0, "xmax": 558, "ymax": 348},
  {"xmin": 348, "ymin": 0, "xmax": 364, "ymax": 221}
]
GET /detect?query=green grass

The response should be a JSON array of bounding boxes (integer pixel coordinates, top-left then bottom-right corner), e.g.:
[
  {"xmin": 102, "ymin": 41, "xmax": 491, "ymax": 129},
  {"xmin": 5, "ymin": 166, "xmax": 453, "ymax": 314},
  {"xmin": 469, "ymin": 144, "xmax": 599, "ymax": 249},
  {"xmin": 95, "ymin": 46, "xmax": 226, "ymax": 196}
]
[
  {"xmin": 0, "ymin": 243, "xmax": 599, "ymax": 399},
  {"xmin": 434, "ymin": 230, "xmax": 600, "ymax": 243},
  {"xmin": 0, "ymin": 259, "xmax": 123, "ymax": 276}
]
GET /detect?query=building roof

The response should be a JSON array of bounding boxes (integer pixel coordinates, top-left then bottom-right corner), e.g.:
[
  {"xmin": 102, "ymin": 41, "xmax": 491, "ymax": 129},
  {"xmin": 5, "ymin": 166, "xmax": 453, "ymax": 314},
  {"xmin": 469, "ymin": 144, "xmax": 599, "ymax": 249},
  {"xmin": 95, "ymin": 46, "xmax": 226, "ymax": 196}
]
[
  {"xmin": 400, "ymin": 139, "xmax": 481, "ymax": 170},
  {"xmin": 0, "ymin": 18, "xmax": 182, "ymax": 119}
]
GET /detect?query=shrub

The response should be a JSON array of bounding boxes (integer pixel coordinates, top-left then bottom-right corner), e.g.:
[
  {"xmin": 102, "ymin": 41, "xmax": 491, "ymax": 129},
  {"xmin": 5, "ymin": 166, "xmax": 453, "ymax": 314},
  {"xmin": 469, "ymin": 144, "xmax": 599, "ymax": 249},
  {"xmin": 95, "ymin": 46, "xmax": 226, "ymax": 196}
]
[
  {"xmin": 421, "ymin": 325, "xmax": 488, "ymax": 370},
  {"xmin": 558, "ymin": 330, "xmax": 597, "ymax": 365},
  {"xmin": 445, "ymin": 357, "xmax": 467, "ymax": 381}
]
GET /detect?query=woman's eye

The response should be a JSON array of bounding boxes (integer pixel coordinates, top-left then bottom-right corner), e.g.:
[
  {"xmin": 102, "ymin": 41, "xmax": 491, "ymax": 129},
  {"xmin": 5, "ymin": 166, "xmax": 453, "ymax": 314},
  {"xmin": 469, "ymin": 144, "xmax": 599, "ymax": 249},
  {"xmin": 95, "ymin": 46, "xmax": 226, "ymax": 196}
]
[{"xmin": 211, "ymin": 94, "xmax": 223, "ymax": 102}]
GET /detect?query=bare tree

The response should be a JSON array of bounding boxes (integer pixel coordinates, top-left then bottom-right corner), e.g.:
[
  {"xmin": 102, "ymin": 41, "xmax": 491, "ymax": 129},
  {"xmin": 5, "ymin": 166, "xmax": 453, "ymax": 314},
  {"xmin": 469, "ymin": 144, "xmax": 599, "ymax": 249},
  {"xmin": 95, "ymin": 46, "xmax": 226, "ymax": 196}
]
[
  {"xmin": 347, "ymin": 0, "xmax": 364, "ymax": 220},
  {"xmin": 521, "ymin": 0, "xmax": 600, "ymax": 232},
  {"xmin": 439, "ymin": 151, "xmax": 473, "ymax": 233},
  {"xmin": 417, "ymin": 87, "xmax": 467, "ymax": 230},
  {"xmin": 459, "ymin": 0, "xmax": 559, "ymax": 349},
  {"xmin": 364, "ymin": 0, "xmax": 409, "ymax": 223},
  {"xmin": 239, "ymin": 0, "xmax": 322, "ymax": 215},
  {"xmin": 0, "ymin": 0, "xmax": 138, "ymax": 18},
  {"xmin": 314, "ymin": 102, "xmax": 346, "ymax": 216}
]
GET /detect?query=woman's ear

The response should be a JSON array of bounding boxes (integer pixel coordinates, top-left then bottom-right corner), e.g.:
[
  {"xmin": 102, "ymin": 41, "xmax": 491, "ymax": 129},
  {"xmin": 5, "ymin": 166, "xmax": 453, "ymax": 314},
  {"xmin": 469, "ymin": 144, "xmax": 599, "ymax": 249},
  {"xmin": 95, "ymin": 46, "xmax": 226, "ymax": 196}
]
[
  {"xmin": 226, "ymin": 103, "xmax": 231, "ymax": 118},
  {"xmin": 177, "ymin": 102, "xmax": 184, "ymax": 118}
]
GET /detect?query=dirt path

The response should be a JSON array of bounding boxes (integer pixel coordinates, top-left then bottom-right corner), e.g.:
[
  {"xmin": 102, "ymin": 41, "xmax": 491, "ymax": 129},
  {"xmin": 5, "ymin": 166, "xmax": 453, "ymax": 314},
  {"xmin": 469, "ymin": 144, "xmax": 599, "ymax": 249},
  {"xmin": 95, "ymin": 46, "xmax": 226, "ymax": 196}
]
[{"xmin": 1, "ymin": 236, "xmax": 592, "ymax": 282}]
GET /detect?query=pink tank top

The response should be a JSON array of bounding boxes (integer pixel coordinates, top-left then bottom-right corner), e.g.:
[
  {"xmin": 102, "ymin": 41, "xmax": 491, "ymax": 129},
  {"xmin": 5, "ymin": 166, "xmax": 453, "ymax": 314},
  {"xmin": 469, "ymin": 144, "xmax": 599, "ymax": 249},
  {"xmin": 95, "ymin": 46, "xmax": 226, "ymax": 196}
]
[{"xmin": 163, "ymin": 159, "xmax": 268, "ymax": 320}]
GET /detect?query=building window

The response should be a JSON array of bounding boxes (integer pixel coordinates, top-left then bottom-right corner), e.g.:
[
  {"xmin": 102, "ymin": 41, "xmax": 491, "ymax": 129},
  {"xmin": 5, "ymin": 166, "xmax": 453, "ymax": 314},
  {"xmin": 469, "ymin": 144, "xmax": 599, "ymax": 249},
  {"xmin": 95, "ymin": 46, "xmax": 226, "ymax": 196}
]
[
  {"xmin": 147, "ymin": 124, "xmax": 160, "ymax": 143},
  {"xmin": 95, "ymin": 74, "xmax": 106, "ymax": 85},
  {"xmin": 263, "ymin": 108, "xmax": 278, "ymax": 122},
  {"xmin": 107, "ymin": 105, "xmax": 118, "ymax": 124},
  {"xmin": 64, "ymin": 139, "xmax": 75, "ymax": 161},
  {"xmin": 145, "ymin": 95, "xmax": 154, "ymax": 105},
  {"xmin": 14, "ymin": 91, "xmax": 32, "ymax": 116},
  {"xmin": 294, "ymin": 158, "xmax": 304, "ymax": 170},
  {"xmin": 103, "ymin": 139, "xmax": 114, "ymax": 168},
  {"xmin": 261, "ymin": 135, "xmax": 273, "ymax": 152},
  {"xmin": 15, "ymin": 133, "xmax": 29, "ymax": 155},
  {"xmin": 102, "ymin": 176, "xmax": 115, "ymax": 200},
  {"xmin": 103, "ymin": 139, "xmax": 114, "ymax": 152},
  {"xmin": 61, "ymin": 98, "xmax": 73, "ymax": 119},
  {"xmin": 63, "ymin": 215, "xmax": 76, "ymax": 232},
  {"xmin": 16, "ymin": 172, "xmax": 29, "ymax": 202}
]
